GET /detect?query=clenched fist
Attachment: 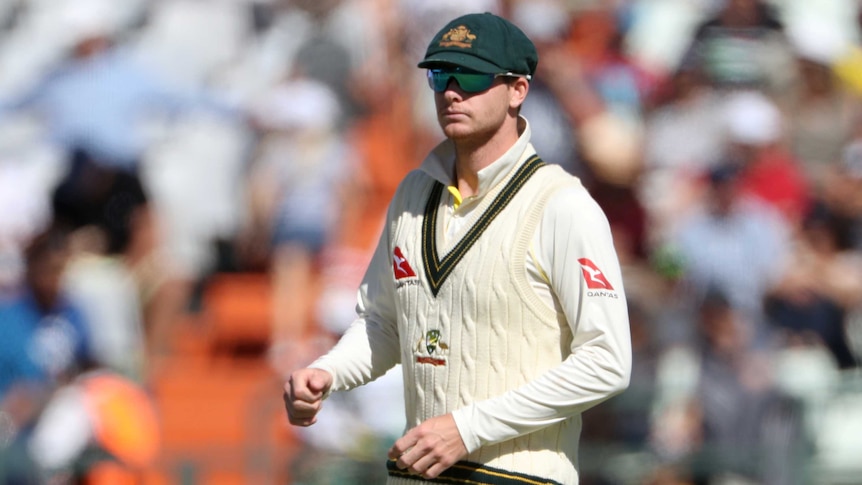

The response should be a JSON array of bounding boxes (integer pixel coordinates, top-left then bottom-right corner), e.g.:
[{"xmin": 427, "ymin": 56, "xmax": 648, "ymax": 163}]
[{"xmin": 283, "ymin": 368, "xmax": 333, "ymax": 426}]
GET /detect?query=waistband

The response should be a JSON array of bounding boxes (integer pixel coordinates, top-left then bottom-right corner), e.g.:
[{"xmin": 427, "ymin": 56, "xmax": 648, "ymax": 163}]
[{"xmin": 386, "ymin": 459, "xmax": 564, "ymax": 485}]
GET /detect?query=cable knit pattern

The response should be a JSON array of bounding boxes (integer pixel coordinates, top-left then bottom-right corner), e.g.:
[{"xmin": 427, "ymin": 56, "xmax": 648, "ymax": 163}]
[{"xmin": 386, "ymin": 158, "xmax": 577, "ymax": 484}]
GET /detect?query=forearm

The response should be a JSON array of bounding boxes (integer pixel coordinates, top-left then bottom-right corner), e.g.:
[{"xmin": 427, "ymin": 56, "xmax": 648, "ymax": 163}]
[
  {"xmin": 451, "ymin": 331, "xmax": 630, "ymax": 452},
  {"xmin": 309, "ymin": 316, "xmax": 400, "ymax": 392}
]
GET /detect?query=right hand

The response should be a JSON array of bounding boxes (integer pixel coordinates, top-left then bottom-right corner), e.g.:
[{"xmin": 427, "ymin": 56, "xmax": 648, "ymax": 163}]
[{"xmin": 283, "ymin": 368, "xmax": 333, "ymax": 426}]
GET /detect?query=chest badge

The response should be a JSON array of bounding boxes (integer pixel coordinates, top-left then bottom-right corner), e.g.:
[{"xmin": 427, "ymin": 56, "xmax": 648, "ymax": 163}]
[{"xmin": 415, "ymin": 330, "xmax": 448, "ymax": 366}]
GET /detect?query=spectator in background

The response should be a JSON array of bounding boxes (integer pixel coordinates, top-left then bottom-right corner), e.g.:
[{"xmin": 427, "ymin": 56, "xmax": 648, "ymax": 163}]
[
  {"xmin": 783, "ymin": 20, "xmax": 859, "ymax": 192},
  {"xmin": 640, "ymin": 55, "xmax": 725, "ymax": 244},
  {"xmin": 552, "ymin": 3, "xmax": 649, "ymax": 188},
  {"xmin": 767, "ymin": 201, "xmax": 862, "ymax": 369},
  {"xmin": 0, "ymin": 224, "xmax": 95, "ymax": 441},
  {"xmin": 48, "ymin": 144, "xmax": 163, "ymax": 374},
  {"xmin": 564, "ymin": 3, "xmax": 654, "ymax": 126},
  {"xmin": 651, "ymin": 289, "xmax": 803, "ymax": 484},
  {"xmin": 671, "ymin": 161, "xmax": 790, "ymax": 340},
  {"xmin": 683, "ymin": 0, "xmax": 795, "ymax": 95},
  {"xmin": 288, "ymin": 0, "xmax": 364, "ymax": 124},
  {"xmin": 0, "ymin": 148, "xmax": 59, "ymax": 295},
  {"xmin": 50, "ymin": 147, "xmax": 149, "ymax": 262},
  {"xmin": 243, "ymin": 76, "xmax": 358, "ymax": 376},
  {"xmin": 47, "ymin": 143, "xmax": 167, "ymax": 364},
  {"xmin": 722, "ymin": 89, "xmax": 811, "ymax": 229}
]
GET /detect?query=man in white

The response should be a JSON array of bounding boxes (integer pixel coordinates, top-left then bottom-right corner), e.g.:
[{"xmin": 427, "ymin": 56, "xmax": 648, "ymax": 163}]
[{"xmin": 284, "ymin": 12, "xmax": 631, "ymax": 485}]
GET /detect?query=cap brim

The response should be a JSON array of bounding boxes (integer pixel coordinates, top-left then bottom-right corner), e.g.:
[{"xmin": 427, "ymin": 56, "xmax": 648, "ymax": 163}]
[{"xmin": 417, "ymin": 52, "xmax": 503, "ymax": 74}]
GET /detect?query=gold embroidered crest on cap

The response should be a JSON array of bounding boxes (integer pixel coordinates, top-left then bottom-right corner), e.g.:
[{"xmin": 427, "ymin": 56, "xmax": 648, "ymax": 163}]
[{"xmin": 439, "ymin": 25, "xmax": 476, "ymax": 48}]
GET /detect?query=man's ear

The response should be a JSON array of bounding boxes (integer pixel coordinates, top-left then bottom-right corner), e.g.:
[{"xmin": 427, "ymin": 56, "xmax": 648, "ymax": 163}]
[{"xmin": 509, "ymin": 77, "xmax": 530, "ymax": 109}]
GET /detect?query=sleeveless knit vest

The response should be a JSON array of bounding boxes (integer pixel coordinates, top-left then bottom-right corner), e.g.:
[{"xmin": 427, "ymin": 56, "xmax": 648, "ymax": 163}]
[{"xmin": 386, "ymin": 156, "xmax": 580, "ymax": 485}]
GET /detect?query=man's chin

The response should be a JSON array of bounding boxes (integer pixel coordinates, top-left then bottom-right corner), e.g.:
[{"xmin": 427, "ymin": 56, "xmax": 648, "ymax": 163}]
[{"xmin": 440, "ymin": 123, "xmax": 474, "ymax": 141}]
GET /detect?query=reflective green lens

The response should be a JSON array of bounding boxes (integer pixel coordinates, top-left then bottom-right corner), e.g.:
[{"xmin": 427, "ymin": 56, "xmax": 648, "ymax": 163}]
[{"xmin": 427, "ymin": 69, "xmax": 496, "ymax": 93}]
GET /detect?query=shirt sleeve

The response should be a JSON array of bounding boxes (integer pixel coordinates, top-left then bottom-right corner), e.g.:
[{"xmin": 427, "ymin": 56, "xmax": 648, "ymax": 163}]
[
  {"xmin": 451, "ymin": 185, "xmax": 632, "ymax": 452},
  {"xmin": 308, "ymin": 215, "xmax": 401, "ymax": 392}
]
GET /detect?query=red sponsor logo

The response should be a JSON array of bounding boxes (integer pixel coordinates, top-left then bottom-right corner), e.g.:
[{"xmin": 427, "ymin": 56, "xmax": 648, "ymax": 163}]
[
  {"xmin": 578, "ymin": 258, "xmax": 614, "ymax": 290},
  {"xmin": 416, "ymin": 356, "xmax": 446, "ymax": 366},
  {"xmin": 393, "ymin": 247, "xmax": 416, "ymax": 280}
]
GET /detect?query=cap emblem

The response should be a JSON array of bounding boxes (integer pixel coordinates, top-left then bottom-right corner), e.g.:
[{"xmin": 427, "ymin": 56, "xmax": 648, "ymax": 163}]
[{"xmin": 439, "ymin": 25, "xmax": 476, "ymax": 48}]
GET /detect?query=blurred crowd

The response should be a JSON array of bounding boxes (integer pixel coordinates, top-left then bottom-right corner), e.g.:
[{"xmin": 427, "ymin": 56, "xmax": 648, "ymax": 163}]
[{"xmin": 1, "ymin": 0, "xmax": 862, "ymax": 483}]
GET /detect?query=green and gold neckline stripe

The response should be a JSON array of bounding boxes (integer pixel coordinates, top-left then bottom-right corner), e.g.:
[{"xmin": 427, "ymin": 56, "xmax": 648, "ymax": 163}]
[
  {"xmin": 386, "ymin": 459, "xmax": 563, "ymax": 484},
  {"xmin": 421, "ymin": 155, "xmax": 545, "ymax": 297}
]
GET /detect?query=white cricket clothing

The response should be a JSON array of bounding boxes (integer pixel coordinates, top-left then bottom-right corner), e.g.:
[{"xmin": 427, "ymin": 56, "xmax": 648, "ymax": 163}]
[{"xmin": 310, "ymin": 118, "xmax": 631, "ymax": 484}]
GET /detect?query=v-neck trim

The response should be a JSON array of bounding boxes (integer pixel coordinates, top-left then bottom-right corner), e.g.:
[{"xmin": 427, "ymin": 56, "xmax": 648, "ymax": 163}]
[{"xmin": 421, "ymin": 155, "xmax": 545, "ymax": 297}]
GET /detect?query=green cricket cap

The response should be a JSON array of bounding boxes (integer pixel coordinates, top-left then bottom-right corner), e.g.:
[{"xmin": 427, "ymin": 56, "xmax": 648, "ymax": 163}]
[{"xmin": 418, "ymin": 12, "xmax": 538, "ymax": 77}]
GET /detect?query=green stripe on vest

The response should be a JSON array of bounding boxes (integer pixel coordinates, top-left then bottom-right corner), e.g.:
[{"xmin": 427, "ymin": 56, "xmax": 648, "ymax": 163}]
[{"xmin": 421, "ymin": 156, "xmax": 546, "ymax": 297}]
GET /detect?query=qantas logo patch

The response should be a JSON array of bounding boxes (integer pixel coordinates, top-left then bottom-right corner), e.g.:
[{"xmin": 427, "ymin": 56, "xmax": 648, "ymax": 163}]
[
  {"xmin": 578, "ymin": 258, "xmax": 614, "ymax": 290},
  {"xmin": 393, "ymin": 247, "xmax": 417, "ymax": 280}
]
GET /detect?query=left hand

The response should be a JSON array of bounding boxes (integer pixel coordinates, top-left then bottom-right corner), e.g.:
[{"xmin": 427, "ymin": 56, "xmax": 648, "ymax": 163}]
[{"xmin": 387, "ymin": 413, "xmax": 468, "ymax": 479}]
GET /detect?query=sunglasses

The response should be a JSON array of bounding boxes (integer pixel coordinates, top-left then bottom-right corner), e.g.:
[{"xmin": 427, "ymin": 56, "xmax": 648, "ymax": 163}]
[{"xmin": 426, "ymin": 67, "xmax": 532, "ymax": 93}]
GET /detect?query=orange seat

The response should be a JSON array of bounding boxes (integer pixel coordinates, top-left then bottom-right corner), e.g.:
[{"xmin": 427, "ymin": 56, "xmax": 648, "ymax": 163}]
[
  {"xmin": 201, "ymin": 273, "xmax": 274, "ymax": 353},
  {"xmin": 164, "ymin": 312, "xmax": 213, "ymax": 360},
  {"xmin": 84, "ymin": 462, "xmax": 139, "ymax": 485},
  {"xmin": 145, "ymin": 358, "xmax": 296, "ymax": 483},
  {"xmin": 151, "ymin": 360, "xmax": 273, "ymax": 446}
]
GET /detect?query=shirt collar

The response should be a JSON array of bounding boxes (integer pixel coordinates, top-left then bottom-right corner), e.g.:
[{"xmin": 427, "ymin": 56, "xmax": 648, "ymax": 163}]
[{"xmin": 419, "ymin": 116, "xmax": 536, "ymax": 196}]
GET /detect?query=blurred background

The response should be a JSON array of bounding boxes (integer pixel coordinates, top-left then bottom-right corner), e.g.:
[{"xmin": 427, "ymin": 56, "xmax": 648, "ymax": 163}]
[{"xmin": 1, "ymin": 0, "xmax": 861, "ymax": 483}]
